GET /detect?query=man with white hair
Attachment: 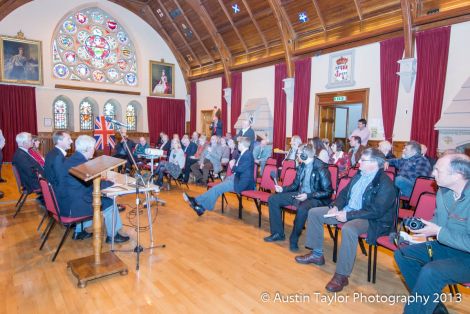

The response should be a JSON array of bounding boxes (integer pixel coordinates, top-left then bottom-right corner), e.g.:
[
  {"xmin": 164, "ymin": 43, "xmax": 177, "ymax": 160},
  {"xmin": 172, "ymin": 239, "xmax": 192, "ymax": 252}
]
[
  {"xmin": 12, "ymin": 132, "xmax": 44, "ymax": 193},
  {"xmin": 58, "ymin": 135, "xmax": 129, "ymax": 242}
]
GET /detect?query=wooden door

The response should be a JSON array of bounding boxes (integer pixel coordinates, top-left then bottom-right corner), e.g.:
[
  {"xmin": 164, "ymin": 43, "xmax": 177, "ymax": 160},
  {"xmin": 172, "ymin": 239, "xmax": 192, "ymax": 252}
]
[
  {"xmin": 319, "ymin": 106, "xmax": 335, "ymax": 142},
  {"xmin": 201, "ymin": 110, "xmax": 214, "ymax": 138}
]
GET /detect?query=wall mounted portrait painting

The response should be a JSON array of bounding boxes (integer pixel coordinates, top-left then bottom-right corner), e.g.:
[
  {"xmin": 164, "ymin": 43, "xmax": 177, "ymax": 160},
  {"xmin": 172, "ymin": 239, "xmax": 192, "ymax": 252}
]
[
  {"xmin": 0, "ymin": 35, "xmax": 43, "ymax": 85},
  {"xmin": 150, "ymin": 60, "xmax": 174, "ymax": 97}
]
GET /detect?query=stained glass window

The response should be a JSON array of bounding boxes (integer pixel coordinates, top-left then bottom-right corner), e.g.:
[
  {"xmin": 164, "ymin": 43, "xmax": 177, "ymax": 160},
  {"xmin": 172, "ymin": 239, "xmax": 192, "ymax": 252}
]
[
  {"xmin": 80, "ymin": 101, "xmax": 94, "ymax": 130},
  {"xmin": 54, "ymin": 99, "xmax": 69, "ymax": 130},
  {"xmin": 104, "ymin": 102, "xmax": 116, "ymax": 120},
  {"xmin": 126, "ymin": 103, "xmax": 137, "ymax": 131},
  {"xmin": 52, "ymin": 7, "xmax": 138, "ymax": 86}
]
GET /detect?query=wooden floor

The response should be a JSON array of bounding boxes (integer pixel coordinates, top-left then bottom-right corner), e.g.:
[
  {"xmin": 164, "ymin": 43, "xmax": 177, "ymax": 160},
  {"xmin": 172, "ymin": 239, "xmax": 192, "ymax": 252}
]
[{"xmin": 0, "ymin": 164, "xmax": 468, "ymax": 313}]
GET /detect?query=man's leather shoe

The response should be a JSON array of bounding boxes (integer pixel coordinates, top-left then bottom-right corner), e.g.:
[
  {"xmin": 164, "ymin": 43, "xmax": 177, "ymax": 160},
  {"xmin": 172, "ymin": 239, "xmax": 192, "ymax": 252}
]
[
  {"xmin": 117, "ymin": 204, "xmax": 126, "ymax": 212},
  {"xmin": 433, "ymin": 302, "xmax": 449, "ymax": 314},
  {"xmin": 72, "ymin": 230, "xmax": 93, "ymax": 240},
  {"xmin": 191, "ymin": 204, "xmax": 205, "ymax": 216},
  {"xmin": 106, "ymin": 233, "xmax": 130, "ymax": 244},
  {"xmin": 325, "ymin": 273, "xmax": 349, "ymax": 292},
  {"xmin": 295, "ymin": 252, "xmax": 325, "ymax": 265},
  {"xmin": 264, "ymin": 233, "xmax": 286, "ymax": 242}
]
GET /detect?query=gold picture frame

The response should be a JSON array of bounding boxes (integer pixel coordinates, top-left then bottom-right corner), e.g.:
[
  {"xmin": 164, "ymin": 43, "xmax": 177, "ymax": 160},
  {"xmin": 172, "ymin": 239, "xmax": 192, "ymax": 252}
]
[
  {"xmin": 149, "ymin": 60, "xmax": 174, "ymax": 97},
  {"xmin": 0, "ymin": 33, "xmax": 43, "ymax": 85}
]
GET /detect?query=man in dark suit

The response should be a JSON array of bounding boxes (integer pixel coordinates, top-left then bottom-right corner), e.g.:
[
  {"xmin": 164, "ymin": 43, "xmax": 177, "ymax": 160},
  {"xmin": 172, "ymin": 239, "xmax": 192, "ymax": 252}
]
[
  {"xmin": 113, "ymin": 129, "xmax": 135, "ymax": 172},
  {"xmin": 236, "ymin": 119, "xmax": 256, "ymax": 151},
  {"xmin": 158, "ymin": 133, "xmax": 171, "ymax": 153},
  {"xmin": 181, "ymin": 135, "xmax": 197, "ymax": 182},
  {"xmin": 57, "ymin": 135, "xmax": 129, "ymax": 242},
  {"xmin": 44, "ymin": 131, "xmax": 72, "ymax": 191},
  {"xmin": 12, "ymin": 132, "xmax": 44, "ymax": 193},
  {"xmin": 209, "ymin": 115, "xmax": 223, "ymax": 137},
  {"xmin": 183, "ymin": 137, "xmax": 255, "ymax": 216}
]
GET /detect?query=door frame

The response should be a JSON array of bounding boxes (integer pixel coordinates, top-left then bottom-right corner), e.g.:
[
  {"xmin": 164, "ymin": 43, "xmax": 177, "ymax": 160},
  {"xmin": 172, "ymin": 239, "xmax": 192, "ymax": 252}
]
[
  {"xmin": 201, "ymin": 109, "xmax": 214, "ymax": 137},
  {"xmin": 313, "ymin": 88, "xmax": 369, "ymax": 137}
]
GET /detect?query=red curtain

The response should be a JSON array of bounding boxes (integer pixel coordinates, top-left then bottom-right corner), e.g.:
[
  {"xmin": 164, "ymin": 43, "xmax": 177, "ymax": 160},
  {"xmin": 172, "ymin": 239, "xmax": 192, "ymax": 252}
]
[
  {"xmin": 147, "ymin": 97, "xmax": 186, "ymax": 145},
  {"xmin": 380, "ymin": 37, "xmax": 404, "ymax": 142},
  {"xmin": 292, "ymin": 58, "xmax": 311, "ymax": 142},
  {"xmin": 221, "ymin": 76, "xmax": 228, "ymax": 135},
  {"xmin": 0, "ymin": 85, "xmax": 38, "ymax": 161},
  {"xmin": 230, "ymin": 72, "xmax": 242, "ymax": 134},
  {"xmin": 189, "ymin": 81, "xmax": 197, "ymax": 134},
  {"xmin": 273, "ymin": 63, "xmax": 288, "ymax": 163},
  {"xmin": 411, "ymin": 27, "xmax": 451, "ymax": 158}
]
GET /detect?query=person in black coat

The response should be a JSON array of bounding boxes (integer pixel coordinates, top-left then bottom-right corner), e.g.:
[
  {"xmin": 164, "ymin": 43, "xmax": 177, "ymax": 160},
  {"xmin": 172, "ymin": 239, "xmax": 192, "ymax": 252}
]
[
  {"xmin": 57, "ymin": 135, "xmax": 129, "ymax": 243},
  {"xmin": 209, "ymin": 114, "xmax": 223, "ymax": 137},
  {"xmin": 158, "ymin": 133, "xmax": 171, "ymax": 153},
  {"xmin": 183, "ymin": 137, "xmax": 255, "ymax": 216},
  {"xmin": 236, "ymin": 119, "xmax": 256, "ymax": 151},
  {"xmin": 295, "ymin": 148, "xmax": 396, "ymax": 293},
  {"xmin": 44, "ymin": 131, "xmax": 72, "ymax": 192},
  {"xmin": 113, "ymin": 130, "xmax": 135, "ymax": 172},
  {"xmin": 181, "ymin": 136, "xmax": 197, "ymax": 181},
  {"xmin": 264, "ymin": 144, "xmax": 333, "ymax": 251},
  {"xmin": 12, "ymin": 132, "xmax": 44, "ymax": 193}
]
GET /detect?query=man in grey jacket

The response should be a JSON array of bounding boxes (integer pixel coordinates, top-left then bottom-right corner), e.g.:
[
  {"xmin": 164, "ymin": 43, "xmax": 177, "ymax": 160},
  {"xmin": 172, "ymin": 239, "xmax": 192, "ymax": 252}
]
[
  {"xmin": 190, "ymin": 135, "xmax": 223, "ymax": 185},
  {"xmin": 394, "ymin": 153, "xmax": 470, "ymax": 314}
]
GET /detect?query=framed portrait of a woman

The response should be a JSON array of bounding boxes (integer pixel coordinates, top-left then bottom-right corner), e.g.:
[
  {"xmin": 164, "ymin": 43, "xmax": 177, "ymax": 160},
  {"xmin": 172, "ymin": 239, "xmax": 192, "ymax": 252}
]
[{"xmin": 149, "ymin": 60, "xmax": 174, "ymax": 97}]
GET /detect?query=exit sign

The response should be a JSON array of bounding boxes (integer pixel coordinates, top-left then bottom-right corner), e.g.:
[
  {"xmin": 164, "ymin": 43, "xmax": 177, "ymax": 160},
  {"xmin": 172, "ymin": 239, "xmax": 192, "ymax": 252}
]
[{"xmin": 333, "ymin": 96, "xmax": 347, "ymax": 102}]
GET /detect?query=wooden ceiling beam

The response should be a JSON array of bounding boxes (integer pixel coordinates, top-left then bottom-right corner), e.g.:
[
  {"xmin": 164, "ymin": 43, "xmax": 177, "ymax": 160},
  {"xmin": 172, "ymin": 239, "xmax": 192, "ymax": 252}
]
[
  {"xmin": 0, "ymin": 0, "xmax": 31, "ymax": 21},
  {"xmin": 171, "ymin": 0, "xmax": 215, "ymax": 64},
  {"xmin": 216, "ymin": 0, "xmax": 248, "ymax": 53},
  {"xmin": 311, "ymin": 0, "xmax": 327, "ymax": 32},
  {"xmin": 144, "ymin": 5, "xmax": 191, "ymax": 92},
  {"xmin": 267, "ymin": 0, "xmax": 295, "ymax": 77},
  {"xmin": 401, "ymin": 0, "xmax": 414, "ymax": 58},
  {"xmin": 241, "ymin": 0, "xmax": 269, "ymax": 51},
  {"xmin": 186, "ymin": 0, "xmax": 232, "ymax": 86},
  {"xmin": 154, "ymin": 0, "xmax": 202, "ymax": 66},
  {"xmin": 353, "ymin": 0, "xmax": 363, "ymax": 21}
]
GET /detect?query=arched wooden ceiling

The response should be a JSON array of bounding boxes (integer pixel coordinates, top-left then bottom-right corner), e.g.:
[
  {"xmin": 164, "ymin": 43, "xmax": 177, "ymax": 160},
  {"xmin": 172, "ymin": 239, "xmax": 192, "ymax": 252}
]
[{"xmin": 2, "ymin": 0, "xmax": 470, "ymax": 91}]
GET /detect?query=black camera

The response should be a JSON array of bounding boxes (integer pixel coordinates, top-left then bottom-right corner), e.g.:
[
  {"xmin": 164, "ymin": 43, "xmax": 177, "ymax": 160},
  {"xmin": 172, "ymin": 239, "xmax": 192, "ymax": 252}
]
[{"xmin": 403, "ymin": 217, "xmax": 425, "ymax": 231}]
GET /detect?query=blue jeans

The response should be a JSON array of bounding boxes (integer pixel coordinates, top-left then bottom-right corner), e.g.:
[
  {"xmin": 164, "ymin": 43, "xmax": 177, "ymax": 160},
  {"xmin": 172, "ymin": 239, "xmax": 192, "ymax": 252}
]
[
  {"xmin": 75, "ymin": 205, "xmax": 123, "ymax": 237},
  {"xmin": 195, "ymin": 175, "xmax": 235, "ymax": 211},
  {"xmin": 394, "ymin": 241, "xmax": 470, "ymax": 314},
  {"xmin": 395, "ymin": 175, "xmax": 414, "ymax": 197}
]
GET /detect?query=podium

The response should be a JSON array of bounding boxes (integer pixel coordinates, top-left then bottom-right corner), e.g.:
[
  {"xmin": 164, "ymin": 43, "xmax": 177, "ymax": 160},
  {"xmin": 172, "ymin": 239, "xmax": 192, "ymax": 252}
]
[{"xmin": 66, "ymin": 155, "xmax": 128, "ymax": 288}]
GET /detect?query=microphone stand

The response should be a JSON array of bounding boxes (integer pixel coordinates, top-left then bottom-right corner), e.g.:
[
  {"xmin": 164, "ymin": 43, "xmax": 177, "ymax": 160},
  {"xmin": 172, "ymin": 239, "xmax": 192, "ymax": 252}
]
[{"xmin": 112, "ymin": 126, "xmax": 165, "ymax": 271}]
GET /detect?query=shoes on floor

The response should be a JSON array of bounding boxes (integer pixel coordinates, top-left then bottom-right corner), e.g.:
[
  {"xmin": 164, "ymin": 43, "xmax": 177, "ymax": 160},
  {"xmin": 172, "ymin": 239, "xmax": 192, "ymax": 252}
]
[
  {"xmin": 106, "ymin": 233, "xmax": 130, "ymax": 244},
  {"xmin": 72, "ymin": 230, "xmax": 93, "ymax": 240},
  {"xmin": 295, "ymin": 252, "xmax": 325, "ymax": 265},
  {"xmin": 263, "ymin": 233, "xmax": 286, "ymax": 242}
]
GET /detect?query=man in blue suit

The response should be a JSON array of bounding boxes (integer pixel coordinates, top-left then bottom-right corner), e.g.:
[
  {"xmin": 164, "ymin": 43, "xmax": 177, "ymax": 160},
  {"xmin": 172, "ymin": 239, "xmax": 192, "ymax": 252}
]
[
  {"xmin": 183, "ymin": 137, "xmax": 255, "ymax": 216},
  {"xmin": 12, "ymin": 132, "xmax": 44, "ymax": 193},
  {"xmin": 57, "ymin": 135, "xmax": 129, "ymax": 242},
  {"xmin": 236, "ymin": 119, "xmax": 256, "ymax": 151},
  {"xmin": 44, "ymin": 131, "xmax": 72, "ymax": 191}
]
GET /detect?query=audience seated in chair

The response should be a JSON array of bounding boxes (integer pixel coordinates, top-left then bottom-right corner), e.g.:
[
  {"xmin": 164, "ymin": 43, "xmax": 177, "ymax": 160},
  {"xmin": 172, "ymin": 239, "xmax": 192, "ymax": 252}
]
[
  {"xmin": 348, "ymin": 136, "xmax": 365, "ymax": 168},
  {"xmin": 154, "ymin": 140, "xmax": 185, "ymax": 188},
  {"xmin": 183, "ymin": 135, "xmax": 207, "ymax": 183},
  {"xmin": 113, "ymin": 129, "xmax": 135, "ymax": 173},
  {"xmin": 253, "ymin": 138, "xmax": 272, "ymax": 175},
  {"xmin": 181, "ymin": 135, "xmax": 198, "ymax": 183},
  {"xmin": 295, "ymin": 148, "xmax": 395, "ymax": 292},
  {"xmin": 158, "ymin": 133, "xmax": 171, "ymax": 152},
  {"xmin": 183, "ymin": 137, "xmax": 255, "ymax": 216},
  {"xmin": 57, "ymin": 135, "xmax": 129, "ymax": 243},
  {"xmin": 310, "ymin": 137, "xmax": 330, "ymax": 164},
  {"xmin": 329, "ymin": 139, "xmax": 350, "ymax": 177},
  {"xmin": 133, "ymin": 136, "xmax": 149, "ymax": 159},
  {"xmin": 394, "ymin": 153, "xmax": 470, "ymax": 314},
  {"xmin": 236, "ymin": 119, "xmax": 256, "ymax": 151},
  {"xmin": 264, "ymin": 144, "xmax": 333, "ymax": 252},
  {"xmin": 190, "ymin": 135, "xmax": 223, "ymax": 186},
  {"xmin": 220, "ymin": 137, "xmax": 231, "ymax": 165},
  {"xmin": 385, "ymin": 141, "xmax": 432, "ymax": 198},
  {"xmin": 44, "ymin": 131, "xmax": 72, "ymax": 194},
  {"xmin": 378, "ymin": 140, "xmax": 396, "ymax": 160},
  {"xmin": 284, "ymin": 135, "xmax": 302, "ymax": 163},
  {"xmin": 28, "ymin": 136, "xmax": 45, "ymax": 168}
]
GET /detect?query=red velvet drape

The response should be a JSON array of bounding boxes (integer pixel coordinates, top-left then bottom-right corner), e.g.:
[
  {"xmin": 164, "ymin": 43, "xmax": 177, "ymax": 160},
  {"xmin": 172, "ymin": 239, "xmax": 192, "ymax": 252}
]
[
  {"xmin": 190, "ymin": 81, "xmax": 197, "ymax": 134},
  {"xmin": 273, "ymin": 63, "xmax": 288, "ymax": 163},
  {"xmin": 230, "ymin": 72, "xmax": 242, "ymax": 134},
  {"xmin": 411, "ymin": 27, "xmax": 451, "ymax": 158},
  {"xmin": 147, "ymin": 97, "xmax": 186, "ymax": 145},
  {"xmin": 0, "ymin": 85, "xmax": 38, "ymax": 161},
  {"xmin": 292, "ymin": 58, "xmax": 311, "ymax": 142},
  {"xmin": 221, "ymin": 76, "xmax": 228, "ymax": 135},
  {"xmin": 380, "ymin": 37, "xmax": 404, "ymax": 142}
]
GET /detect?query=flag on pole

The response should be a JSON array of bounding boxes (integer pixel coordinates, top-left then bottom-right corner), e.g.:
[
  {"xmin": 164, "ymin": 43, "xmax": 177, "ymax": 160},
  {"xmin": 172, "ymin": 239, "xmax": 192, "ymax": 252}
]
[{"xmin": 93, "ymin": 115, "xmax": 116, "ymax": 150}]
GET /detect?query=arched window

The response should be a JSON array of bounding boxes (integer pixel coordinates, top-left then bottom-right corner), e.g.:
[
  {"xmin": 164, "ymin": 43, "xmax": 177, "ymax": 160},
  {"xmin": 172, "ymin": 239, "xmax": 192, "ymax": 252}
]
[
  {"xmin": 53, "ymin": 97, "xmax": 71, "ymax": 130},
  {"xmin": 126, "ymin": 103, "xmax": 137, "ymax": 131},
  {"xmin": 104, "ymin": 102, "xmax": 116, "ymax": 120},
  {"xmin": 51, "ymin": 7, "xmax": 138, "ymax": 86},
  {"xmin": 79, "ymin": 98, "xmax": 98, "ymax": 130}
]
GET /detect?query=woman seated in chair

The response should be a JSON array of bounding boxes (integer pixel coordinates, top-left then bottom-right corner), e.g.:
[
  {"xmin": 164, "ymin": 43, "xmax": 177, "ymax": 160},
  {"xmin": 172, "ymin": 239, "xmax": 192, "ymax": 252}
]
[
  {"xmin": 153, "ymin": 140, "xmax": 185, "ymax": 188},
  {"xmin": 29, "ymin": 136, "xmax": 45, "ymax": 168},
  {"xmin": 329, "ymin": 139, "xmax": 350, "ymax": 178}
]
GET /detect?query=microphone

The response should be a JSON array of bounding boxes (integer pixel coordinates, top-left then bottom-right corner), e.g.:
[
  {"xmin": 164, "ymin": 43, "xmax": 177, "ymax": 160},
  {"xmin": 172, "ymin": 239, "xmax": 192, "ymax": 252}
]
[
  {"xmin": 270, "ymin": 170, "xmax": 278, "ymax": 186},
  {"xmin": 105, "ymin": 116, "xmax": 129, "ymax": 128}
]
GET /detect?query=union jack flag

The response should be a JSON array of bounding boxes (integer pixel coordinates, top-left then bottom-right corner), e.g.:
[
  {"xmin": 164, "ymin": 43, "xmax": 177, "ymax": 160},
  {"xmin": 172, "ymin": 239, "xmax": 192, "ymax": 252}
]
[{"xmin": 94, "ymin": 116, "xmax": 115, "ymax": 150}]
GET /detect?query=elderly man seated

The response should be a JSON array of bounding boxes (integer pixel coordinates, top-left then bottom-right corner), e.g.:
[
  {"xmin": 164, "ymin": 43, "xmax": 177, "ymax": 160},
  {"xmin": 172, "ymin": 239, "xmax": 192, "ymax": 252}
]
[
  {"xmin": 385, "ymin": 140, "xmax": 431, "ymax": 197},
  {"xmin": 190, "ymin": 135, "xmax": 223, "ymax": 186},
  {"xmin": 253, "ymin": 138, "xmax": 273, "ymax": 175}
]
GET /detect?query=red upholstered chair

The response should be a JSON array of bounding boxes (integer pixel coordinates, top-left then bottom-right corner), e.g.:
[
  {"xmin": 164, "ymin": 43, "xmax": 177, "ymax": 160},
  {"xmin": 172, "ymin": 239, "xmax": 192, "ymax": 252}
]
[
  {"xmin": 347, "ymin": 167, "xmax": 359, "ymax": 178},
  {"xmin": 399, "ymin": 176, "xmax": 437, "ymax": 219},
  {"xmin": 266, "ymin": 157, "xmax": 277, "ymax": 166},
  {"xmin": 280, "ymin": 159, "xmax": 296, "ymax": 183},
  {"xmin": 387, "ymin": 165, "xmax": 396, "ymax": 174},
  {"xmin": 12, "ymin": 165, "xmax": 41, "ymax": 218},
  {"xmin": 241, "ymin": 164, "xmax": 277, "ymax": 227},
  {"xmin": 38, "ymin": 178, "xmax": 93, "ymax": 262},
  {"xmin": 328, "ymin": 164, "xmax": 339, "ymax": 193},
  {"xmin": 327, "ymin": 176, "xmax": 352, "ymax": 243},
  {"xmin": 385, "ymin": 170, "xmax": 395, "ymax": 182}
]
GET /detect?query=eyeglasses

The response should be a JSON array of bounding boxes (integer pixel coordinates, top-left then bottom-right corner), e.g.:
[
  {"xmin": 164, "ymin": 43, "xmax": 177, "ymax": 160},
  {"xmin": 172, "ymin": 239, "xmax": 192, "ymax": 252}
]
[{"xmin": 360, "ymin": 159, "xmax": 373, "ymax": 163}]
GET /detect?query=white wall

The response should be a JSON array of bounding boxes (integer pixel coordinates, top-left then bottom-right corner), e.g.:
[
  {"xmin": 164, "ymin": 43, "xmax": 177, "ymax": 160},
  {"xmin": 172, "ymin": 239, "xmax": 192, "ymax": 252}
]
[
  {"xmin": 195, "ymin": 77, "xmax": 221, "ymax": 132},
  {"xmin": 0, "ymin": 0, "xmax": 187, "ymax": 132}
]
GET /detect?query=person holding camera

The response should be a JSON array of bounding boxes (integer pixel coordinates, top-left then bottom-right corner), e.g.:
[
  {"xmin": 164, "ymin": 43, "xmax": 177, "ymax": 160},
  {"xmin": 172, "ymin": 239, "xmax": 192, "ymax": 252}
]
[
  {"xmin": 394, "ymin": 153, "xmax": 470, "ymax": 314},
  {"xmin": 295, "ymin": 148, "xmax": 396, "ymax": 292},
  {"xmin": 264, "ymin": 144, "xmax": 333, "ymax": 252}
]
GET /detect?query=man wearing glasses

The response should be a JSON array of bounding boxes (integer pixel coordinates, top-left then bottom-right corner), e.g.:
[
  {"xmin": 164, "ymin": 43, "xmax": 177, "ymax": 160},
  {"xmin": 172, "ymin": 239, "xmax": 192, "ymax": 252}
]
[{"xmin": 295, "ymin": 148, "xmax": 396, "ymax": 292}]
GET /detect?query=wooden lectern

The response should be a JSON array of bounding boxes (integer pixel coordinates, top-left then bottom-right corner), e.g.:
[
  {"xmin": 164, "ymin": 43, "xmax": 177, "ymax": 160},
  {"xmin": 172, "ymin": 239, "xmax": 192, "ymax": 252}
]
[{"xmin": 66, "ymin": 155, "xmax": 128, "ymax": 288}]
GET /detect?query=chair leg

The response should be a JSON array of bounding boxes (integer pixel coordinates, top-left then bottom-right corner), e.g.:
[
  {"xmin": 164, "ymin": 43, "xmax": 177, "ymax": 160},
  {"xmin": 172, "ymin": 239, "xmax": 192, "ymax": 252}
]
[
  {"xmin": 237, "ymin": 194, "xmax": 243, "ymax": 219},
  {"xmin": 254, "ymin": 200, "xmax": 262, "ymax": 228},
  {"xmin": 13, "ymin": 192, "xmax": 28, "ymax": 218},
  {"xmin": 221, "ymin": 194, "xmax": 225, "ymax": 214},
  {"xmin": 37, "ymin": 210, "xmax": 48, "ymax": 232},
  {"xmin": 367, "ymin": 245, "xmax": 372, "ymax": 282},
  {"xmin": 359, "ymin": 238, "xmax": 367, "ymax": 256},
  {"xmin": 41, "ymin": 216, "xmax": 54, "ymax": 239},
  {"xmin": 327, "ymin": 225, "xmax": 334, "ymax": 239},
  {"xmin": 372, "ymin": 245, "xmax": 378, "ymax": 284},
  {"xmin": 39, "ymin": 219, "xmax": 55, "ymax": 250},
  {"xmin": 333, "ymin": 227, "xmax": 339, "ymax": 263},
  {"xmin": 52, "ymin": 225, "xmax": 72, "ymax": 262}
]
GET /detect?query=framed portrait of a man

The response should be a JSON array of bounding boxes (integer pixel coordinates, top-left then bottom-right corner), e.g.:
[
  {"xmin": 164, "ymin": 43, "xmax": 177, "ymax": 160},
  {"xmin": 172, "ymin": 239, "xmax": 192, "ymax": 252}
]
[
  {"xmin": 150, "ymin": 60, "xmax": 174, "ymax": 97},
  {"xmin": 0, "ymin": 34, "xmax": 43, "ymax": 85}
]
